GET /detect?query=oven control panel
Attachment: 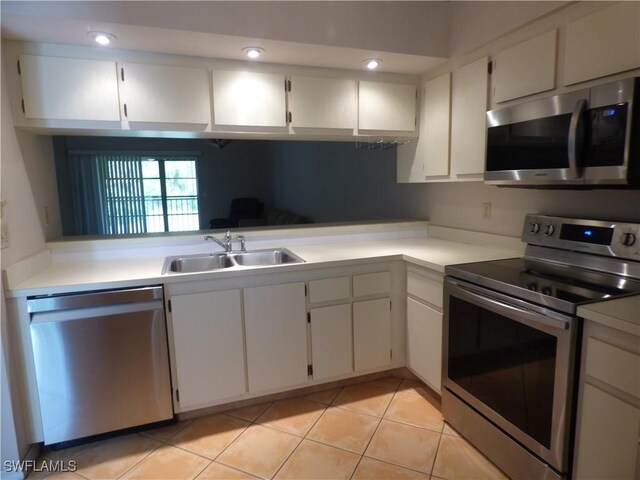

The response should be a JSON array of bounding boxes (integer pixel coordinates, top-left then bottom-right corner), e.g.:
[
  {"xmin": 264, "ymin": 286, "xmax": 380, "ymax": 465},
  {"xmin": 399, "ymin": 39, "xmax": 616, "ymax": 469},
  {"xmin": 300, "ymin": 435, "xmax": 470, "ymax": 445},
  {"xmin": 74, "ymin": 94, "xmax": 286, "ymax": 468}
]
[{"xmin": 522, "ymin": 215, "xmax": 640, "ymax": 260}]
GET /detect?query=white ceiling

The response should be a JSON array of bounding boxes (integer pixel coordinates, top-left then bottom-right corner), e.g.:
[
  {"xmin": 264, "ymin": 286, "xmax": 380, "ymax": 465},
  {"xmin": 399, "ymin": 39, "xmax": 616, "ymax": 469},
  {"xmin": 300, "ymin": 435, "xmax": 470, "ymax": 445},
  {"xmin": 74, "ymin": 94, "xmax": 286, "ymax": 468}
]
[{"xmin": 0, "ymin": 1, "xmax": 569, "ymax": 75}]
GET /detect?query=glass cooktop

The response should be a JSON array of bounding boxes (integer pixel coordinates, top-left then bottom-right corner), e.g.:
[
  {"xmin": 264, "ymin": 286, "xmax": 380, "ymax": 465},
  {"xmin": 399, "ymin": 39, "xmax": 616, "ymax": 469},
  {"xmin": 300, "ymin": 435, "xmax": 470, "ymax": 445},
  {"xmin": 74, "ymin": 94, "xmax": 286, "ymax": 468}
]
[{"xmin": 446, "ymin": 257, "xmax": 640, "ymax": 313}]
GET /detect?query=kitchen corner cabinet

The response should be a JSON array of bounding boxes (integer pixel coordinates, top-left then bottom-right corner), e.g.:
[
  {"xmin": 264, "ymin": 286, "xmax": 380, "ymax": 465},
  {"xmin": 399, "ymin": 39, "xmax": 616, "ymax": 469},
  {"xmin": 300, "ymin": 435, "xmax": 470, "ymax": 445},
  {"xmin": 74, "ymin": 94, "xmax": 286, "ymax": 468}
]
[
  {"xmin": 212, "ymin": 70, "xmax": 287, "ymax": 127},
  {"xmin": 450, "ymin": 57, "xmax": 489, "ymax": 179},
  {"xmin": 358, "ymin": 81, "xmax": 417, "ymax": 132},
  {"xmin": 405, "ymin": 266, "xmax": 444, "ymax": 393},
  {"xmin": 493, "ymin": 29, "xmax": 557, "ymax": 103},
  {"xmin": 169, "ymin": 289, "xmax": 246, "ymax": 411},
  {"xmin": 243, "ymin": 282, "xmax": 308, "ymax": 393},
  {"xmin": 120, "ymin": 62, "xmax": 210, "ymax": 126},
  {"xmin": 288, "ymin": 76, "xmax": 356, "ymax": 130},
  {"xmin": 18, "ymin": 54, "xmax": 121, "ymax": 122},
  {"xmin": 573, "ymin": 321, "xmax": 640, "ymax": 479},
  {"xmin": 564, "ymin": 2, "xmax": 640, "ymax": 86}
]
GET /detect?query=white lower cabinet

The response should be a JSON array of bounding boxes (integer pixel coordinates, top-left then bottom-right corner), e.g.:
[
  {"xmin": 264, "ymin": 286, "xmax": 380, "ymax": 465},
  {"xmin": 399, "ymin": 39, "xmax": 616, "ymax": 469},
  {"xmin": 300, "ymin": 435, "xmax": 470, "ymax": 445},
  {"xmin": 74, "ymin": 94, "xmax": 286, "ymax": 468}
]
[
  {"xmin": 243, "ymin": 282, "xmax": 308, "ymax": 393},
  {"xmin": 310, "ymin": 304, "xmax": 353, "ymax": 381},
  {"xmin": 353, "ymin": 298, "xmax": 391, "ymax": 371},
  {"xmin": 574, "ymin": 320, "xmax": 640, "ymax": 480},
  {"xmin": 407, "ymin": 297, "xmax": 442, "ymax": 393},
  {"xmin": 574, "ymin": 384, "xmax": 640, "ymax": 480},
  {"xmin": 170, "ymin": 289, "xmax": 246, "ymax": 411}
]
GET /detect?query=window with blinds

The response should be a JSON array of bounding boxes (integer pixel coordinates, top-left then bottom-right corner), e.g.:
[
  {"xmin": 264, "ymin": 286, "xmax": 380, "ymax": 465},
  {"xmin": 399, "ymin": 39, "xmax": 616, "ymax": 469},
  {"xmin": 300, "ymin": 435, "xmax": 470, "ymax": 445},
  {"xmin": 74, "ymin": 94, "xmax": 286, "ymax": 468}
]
[{"xmin": 71, "ymin": 154, "xmax": 199, "ymax": 235}]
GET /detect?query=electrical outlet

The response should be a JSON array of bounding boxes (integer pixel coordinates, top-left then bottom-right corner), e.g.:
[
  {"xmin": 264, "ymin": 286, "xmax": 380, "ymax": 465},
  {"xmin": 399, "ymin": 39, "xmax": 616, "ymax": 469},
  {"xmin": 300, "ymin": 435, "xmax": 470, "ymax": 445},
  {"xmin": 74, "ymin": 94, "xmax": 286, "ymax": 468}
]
[
  {"xmin": 482, "ymin": 202, "xmax": 492, "ymax": 219},
  {"xmin": 1, "ymin": 221, "xmax": 10, "ymax": 249}
]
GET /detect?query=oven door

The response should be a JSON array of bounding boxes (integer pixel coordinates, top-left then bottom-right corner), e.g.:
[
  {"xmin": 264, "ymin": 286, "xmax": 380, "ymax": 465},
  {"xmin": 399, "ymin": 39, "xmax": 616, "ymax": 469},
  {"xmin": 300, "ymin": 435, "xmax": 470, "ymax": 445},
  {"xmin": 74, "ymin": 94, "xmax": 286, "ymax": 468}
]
[{"xmin": 443, "ymin": 277, "xmax": 579, "ymax": 472}]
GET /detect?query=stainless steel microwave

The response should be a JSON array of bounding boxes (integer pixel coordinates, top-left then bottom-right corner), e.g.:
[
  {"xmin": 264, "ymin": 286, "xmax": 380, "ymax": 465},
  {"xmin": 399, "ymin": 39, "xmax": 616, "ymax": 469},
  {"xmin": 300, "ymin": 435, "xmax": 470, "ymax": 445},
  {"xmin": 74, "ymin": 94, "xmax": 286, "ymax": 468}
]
[{"xmin": 485, "ymin": 77, "xmax": 639, "ymax": 187}]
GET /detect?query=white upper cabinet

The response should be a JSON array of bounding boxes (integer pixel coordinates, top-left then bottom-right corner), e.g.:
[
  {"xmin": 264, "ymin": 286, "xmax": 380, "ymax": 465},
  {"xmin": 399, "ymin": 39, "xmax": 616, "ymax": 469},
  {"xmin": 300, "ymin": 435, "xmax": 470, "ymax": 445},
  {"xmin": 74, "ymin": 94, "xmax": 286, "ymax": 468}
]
[
  {"xmin": 493, "ymin": 30, "xmax": 557, "ymax": 103},
  {"xmin": 358, "ymin": 81, "xmax": 417, "ymax": 132},
  {"xmin": 18, "ymin": 55, "xmax": 120, "ymax": 122},
  {"xmin": 422, "ymin": 73, "xmax": 451, "ymax": 177},
  {"xmin": 212, "ymin": 70, "xmax": 286, "ymax": 127},
  {"xmin": 450, "ymin": 57, "xmax": 489, "ymax": 178},
  {"xmin": 564, "ymin": 2, "xmax": 640, "ymax": 86},
  {"xmin": 288, "ymin": 76, "xmax": 356, "ymax": 129},
  {"xmin": 120, "ymin": 62, "xmax": 210, "ymax": 126}
]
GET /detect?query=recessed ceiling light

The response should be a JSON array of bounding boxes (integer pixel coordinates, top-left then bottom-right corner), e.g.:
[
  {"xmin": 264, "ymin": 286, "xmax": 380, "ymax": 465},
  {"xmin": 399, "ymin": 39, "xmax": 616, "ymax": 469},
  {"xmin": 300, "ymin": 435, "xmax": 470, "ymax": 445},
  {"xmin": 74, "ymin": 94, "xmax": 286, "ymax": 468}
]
[
  {"xmin": 242, "ymin": 47, "xmax": 264, "ymax": 59},
  {"xmin": 88, "ymin": 31, "xmax": 116, "ymax": 46},
  {"xmin": 364, "ymin": 58, "xmax": 382, "ymax": 70}
]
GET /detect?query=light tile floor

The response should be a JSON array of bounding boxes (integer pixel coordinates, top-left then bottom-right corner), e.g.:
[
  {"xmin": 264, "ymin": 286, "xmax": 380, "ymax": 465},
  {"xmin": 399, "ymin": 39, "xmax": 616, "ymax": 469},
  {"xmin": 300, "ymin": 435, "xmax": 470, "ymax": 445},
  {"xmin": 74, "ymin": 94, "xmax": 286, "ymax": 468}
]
[{"xmin": 33, "ymin": 377, "xmax": 508, "ymax": 480}]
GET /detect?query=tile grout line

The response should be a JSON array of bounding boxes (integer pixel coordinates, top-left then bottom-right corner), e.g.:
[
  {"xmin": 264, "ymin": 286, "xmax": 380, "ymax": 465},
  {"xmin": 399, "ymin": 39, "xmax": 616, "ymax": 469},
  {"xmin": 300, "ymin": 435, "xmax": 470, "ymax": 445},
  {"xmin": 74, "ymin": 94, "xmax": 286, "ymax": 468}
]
[
  {"xmin": 110, "ymin": 435, "xmax": 164, "ymax": 480},
  {"xmin": 269, "ymin": 393, "xmax": 336, "ymax": 479},
  {"xmin": 347, "ymin": 377, "xmax": 404, "ymax": 480}
]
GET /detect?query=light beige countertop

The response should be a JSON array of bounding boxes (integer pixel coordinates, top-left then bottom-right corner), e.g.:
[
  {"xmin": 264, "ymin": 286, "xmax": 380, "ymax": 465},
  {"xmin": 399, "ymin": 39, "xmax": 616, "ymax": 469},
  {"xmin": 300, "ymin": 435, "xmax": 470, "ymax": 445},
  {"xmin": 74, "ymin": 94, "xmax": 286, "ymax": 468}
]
[
  {"xmin": 578, "ymin": 296, "xmax": 640, "ymax": 336},
  {"xmin": 6, "ymin": 236, "xmax": 521, "ymax": 297}
]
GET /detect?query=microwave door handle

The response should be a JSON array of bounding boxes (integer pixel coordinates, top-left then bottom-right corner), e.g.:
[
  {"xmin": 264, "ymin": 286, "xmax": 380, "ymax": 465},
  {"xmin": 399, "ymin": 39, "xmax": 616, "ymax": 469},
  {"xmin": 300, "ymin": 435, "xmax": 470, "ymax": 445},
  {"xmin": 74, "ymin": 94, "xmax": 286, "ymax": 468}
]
[{"xmin": 568, "ymin": 99, "xmax": 587, "ymax": 179}]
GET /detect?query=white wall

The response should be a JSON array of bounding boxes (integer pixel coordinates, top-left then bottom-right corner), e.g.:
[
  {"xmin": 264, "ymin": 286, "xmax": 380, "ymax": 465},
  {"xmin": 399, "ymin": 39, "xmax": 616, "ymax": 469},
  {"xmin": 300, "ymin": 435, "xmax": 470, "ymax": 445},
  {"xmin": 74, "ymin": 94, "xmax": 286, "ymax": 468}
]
[
  {"xmin": 1, "ymin": 57, "xmax": 56, "ymax": 268},
  {"xmin": 449, "ymin": 1, "xmax": 570, "ymax": 57}
]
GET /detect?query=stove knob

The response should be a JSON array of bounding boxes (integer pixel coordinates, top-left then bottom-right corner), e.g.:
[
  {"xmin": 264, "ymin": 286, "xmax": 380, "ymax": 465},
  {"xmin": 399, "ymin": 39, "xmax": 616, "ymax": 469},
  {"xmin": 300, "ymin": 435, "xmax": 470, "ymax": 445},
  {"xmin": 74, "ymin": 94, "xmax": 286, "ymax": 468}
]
[
  {"xmin": 544, "ymin": 224, "xmax": 555, "ymax": 236},
  {"xmin": 529, "ymin": 222, "xmax": 540, "ymax": 234},
  {"xmin": 621, "ymin": 232, "xmax": 637, "ymax": 247}
]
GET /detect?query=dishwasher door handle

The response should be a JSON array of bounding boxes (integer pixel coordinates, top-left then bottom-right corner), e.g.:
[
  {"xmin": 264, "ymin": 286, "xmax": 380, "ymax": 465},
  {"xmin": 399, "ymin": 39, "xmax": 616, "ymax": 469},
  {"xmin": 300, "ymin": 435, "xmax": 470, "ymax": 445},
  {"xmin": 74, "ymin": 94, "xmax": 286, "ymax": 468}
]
[
  {"xmin": 30, "ymin": 300, "xmax": 164, "ymax": 325},
  {"xmin": 27, "ymin": 286, "xmax": 164, "ymax": 314}
]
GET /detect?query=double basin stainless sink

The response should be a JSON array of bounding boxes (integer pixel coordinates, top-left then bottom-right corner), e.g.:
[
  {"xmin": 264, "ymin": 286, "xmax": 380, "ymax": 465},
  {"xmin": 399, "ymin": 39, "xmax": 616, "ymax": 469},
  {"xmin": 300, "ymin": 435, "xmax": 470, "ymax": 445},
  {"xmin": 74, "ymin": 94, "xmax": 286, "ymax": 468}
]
[{"xmin": 162, "ymin": 248, "xmax": 305, "ymax": 274}]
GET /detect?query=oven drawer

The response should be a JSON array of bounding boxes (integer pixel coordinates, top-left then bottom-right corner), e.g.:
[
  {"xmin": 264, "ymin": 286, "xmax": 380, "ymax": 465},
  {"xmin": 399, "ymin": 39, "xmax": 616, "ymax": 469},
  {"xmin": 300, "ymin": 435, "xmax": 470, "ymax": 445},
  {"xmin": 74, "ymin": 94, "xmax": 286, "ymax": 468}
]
[{"xmin": 585, "ymin": 337, "xmax": 640, "ymax": 398}]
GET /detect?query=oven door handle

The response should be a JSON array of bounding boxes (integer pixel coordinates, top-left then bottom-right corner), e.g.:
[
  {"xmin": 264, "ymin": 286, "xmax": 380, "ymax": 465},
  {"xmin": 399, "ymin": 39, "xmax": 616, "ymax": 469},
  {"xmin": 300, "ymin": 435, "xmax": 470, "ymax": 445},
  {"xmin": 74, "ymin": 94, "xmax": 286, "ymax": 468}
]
[{"xmin": 453, "ymin": 283, "xmax": 571, "ymax": 331}]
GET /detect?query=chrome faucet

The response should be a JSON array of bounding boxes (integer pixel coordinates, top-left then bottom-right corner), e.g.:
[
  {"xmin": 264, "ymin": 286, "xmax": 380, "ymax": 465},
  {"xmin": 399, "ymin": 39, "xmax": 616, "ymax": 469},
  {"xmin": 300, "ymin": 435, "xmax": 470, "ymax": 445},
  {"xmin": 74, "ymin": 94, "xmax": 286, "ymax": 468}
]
[
  {"xmin": 236, "ymin": 235, "xmax": 247, "ymax": 253},
  {"xmin": 204, "ymin": 231, "xmax": 232, "ymax": 252}
]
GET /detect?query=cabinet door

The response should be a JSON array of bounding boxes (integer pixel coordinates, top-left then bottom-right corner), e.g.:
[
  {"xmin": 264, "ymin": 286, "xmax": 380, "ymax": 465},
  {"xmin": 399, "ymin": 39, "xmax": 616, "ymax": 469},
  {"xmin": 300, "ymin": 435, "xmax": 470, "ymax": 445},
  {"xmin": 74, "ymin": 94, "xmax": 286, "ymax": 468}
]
[
  {"xmin": 407, "ymin": 298, "xmax": 442, "ymax": 392},
  {"xmin": 422, "ymin": 73, "xmax": 451, "ymax": 177},
  {"xmin": 19, "ymin": 55, "xmax": 120, "ymax": 121},
  {"xmin": 353, "ymin": 298, "xmax": 391, "ymax": 371},
  {"xmin": 212, "ymin": 71, "xmax": 286, "ymax": 127},
  {"xmin": 575, "ymin": 383, "xmax": 640, "ymax": 479},
  {"xmin": 170, "ymin": 289, "xmax": 246, "ymax": 410},
  {"xmin": 564, "ymin": 2, "xmax": 640, "ymax": 86},
  {"xmin": 289, "ymin": 76, "xmax": 356, "ymax": 129},
  {"xmin": 121, "ymin": 62, "xmax": 210, "ymax": 125},
  {"xmin": 310, "ymin": 304, "xmax": 353, "ymax": 381},
  {"xmin": 450, "ymin": 57, "xmax": 488, "ymax": 178},
  {"xmin": 493, "ymin": 30, "xmax": 557, "ymax": 103},
  {"xmin": 243, "ymin": 282, "xmax": 308, "ymax": 392},
  {"xmin": 359, "ymin": 81, "xmax": 417, "ymax": 132}
]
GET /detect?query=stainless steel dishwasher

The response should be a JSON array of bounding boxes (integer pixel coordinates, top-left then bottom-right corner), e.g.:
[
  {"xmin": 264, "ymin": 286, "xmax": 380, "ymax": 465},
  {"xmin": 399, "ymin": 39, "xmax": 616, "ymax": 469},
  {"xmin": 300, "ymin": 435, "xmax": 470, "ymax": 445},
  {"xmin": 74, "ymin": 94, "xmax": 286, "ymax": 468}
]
[{"xmin": 28, "ymin": 286, "xmax": 173, "ymax": 445}]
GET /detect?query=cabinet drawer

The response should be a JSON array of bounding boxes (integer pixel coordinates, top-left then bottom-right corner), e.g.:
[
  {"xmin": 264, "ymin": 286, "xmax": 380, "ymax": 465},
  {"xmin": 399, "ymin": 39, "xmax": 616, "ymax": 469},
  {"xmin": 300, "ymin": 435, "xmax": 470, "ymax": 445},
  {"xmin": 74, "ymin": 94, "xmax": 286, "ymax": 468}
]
[
  {"xmin": 585, "ymin": 337, "xmax": 640, "ymax": 398},
  {"xmin": 407, "ymin": 269, "xmax": 443, "ymax": 309},
  {"xmin": 353, "ymin": 272, "xmax": 391, "ymax": 297},
  {"xmin": 308, "ymin": 277, "xmax": 350, "ymax": 303}
]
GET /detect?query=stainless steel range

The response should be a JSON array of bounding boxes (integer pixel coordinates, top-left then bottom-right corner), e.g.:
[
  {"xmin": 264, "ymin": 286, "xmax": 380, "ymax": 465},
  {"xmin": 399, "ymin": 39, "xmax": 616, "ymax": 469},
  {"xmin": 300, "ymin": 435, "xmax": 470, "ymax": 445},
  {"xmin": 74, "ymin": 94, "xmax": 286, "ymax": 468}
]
[{"xmin": 443, "ymin": 215, "xmax": 640, "ymax": 480}]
